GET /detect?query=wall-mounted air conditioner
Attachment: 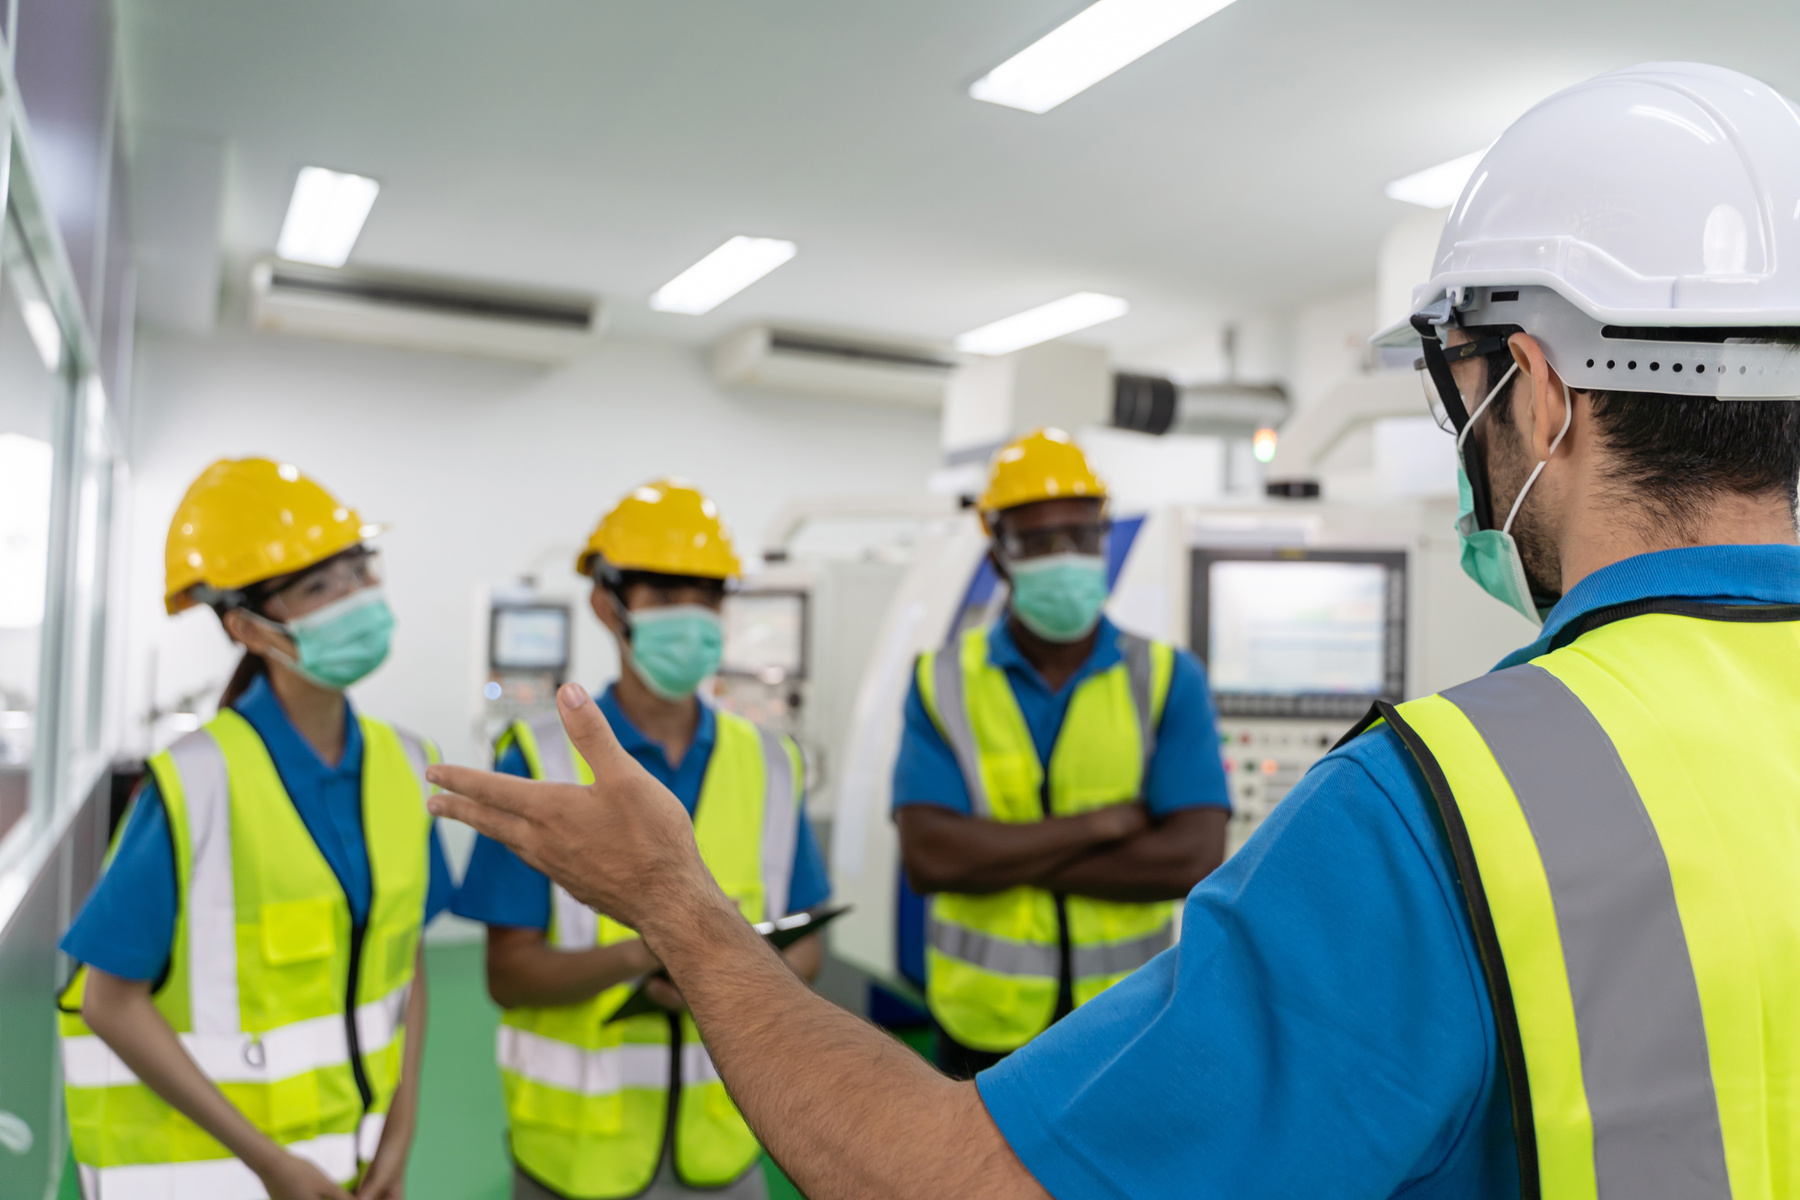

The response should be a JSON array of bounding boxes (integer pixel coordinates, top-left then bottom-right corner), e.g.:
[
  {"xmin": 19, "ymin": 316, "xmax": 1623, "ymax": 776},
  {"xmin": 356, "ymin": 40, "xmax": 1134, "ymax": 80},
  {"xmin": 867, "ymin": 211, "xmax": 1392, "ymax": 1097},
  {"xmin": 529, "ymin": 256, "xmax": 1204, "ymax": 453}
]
[
  {"xmin": 712, "ymin": 325, "xmax": 956, "ymax": 407},
  {"xmin": 249, "ymin": 260, "xmax": 604, "ymax": 365}
]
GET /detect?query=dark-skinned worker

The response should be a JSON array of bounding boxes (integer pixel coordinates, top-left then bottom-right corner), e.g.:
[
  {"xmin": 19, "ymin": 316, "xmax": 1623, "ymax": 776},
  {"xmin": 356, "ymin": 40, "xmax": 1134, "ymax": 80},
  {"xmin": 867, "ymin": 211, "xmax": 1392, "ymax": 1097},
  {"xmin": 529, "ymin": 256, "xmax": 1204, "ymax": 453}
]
[
  {"xmin": 892, "ymin": 427, "xmax": 1229, "ymax": 1077},
  {"xmin": 450, "ymin": 478, "xmax": 830, "ymax": 1200},
  {"xmin": 423, "ymin": 63, "xmax": 1800, "ymax": 1200},
  {"xmin": 59, "ymin": 457, "xmax": 453, "ymax": 1200}
]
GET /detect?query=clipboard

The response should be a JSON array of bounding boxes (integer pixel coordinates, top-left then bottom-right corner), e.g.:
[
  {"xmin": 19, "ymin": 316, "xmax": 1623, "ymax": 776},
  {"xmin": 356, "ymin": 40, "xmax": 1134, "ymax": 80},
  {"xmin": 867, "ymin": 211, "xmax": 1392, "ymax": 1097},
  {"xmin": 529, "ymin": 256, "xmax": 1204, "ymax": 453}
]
[{"xmin": 605, "ymin": 904, "xmax": 850, "ymax": 1024}]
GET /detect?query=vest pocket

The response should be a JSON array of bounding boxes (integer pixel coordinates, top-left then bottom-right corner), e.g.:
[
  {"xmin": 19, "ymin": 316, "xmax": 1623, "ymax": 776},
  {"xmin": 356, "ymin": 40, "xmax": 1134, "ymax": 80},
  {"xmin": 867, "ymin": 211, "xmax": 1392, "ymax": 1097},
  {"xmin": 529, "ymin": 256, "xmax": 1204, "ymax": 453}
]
[{"xmin": 260, "ymin": 897, "xmax": 337, "ymax": 965}]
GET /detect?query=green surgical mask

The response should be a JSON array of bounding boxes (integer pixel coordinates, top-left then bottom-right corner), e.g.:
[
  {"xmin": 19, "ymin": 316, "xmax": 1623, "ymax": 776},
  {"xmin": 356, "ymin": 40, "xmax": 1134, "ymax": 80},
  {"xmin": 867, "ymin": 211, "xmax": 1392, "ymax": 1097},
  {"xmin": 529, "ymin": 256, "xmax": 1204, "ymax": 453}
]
[
  {"xmin": 627, "ymin": 605, "xmax": 723, "ymax": 700},
  {"xmin": 1007, "ymin": 553, "xmax": 1109, "ymax": 643},
  {"xmin": 1453, "ymin": 363, "xmax": 1570, "ymax": 626},
  {"xmin": 255, "ymin": 587, "xmax": 396, "ymax": 690}
]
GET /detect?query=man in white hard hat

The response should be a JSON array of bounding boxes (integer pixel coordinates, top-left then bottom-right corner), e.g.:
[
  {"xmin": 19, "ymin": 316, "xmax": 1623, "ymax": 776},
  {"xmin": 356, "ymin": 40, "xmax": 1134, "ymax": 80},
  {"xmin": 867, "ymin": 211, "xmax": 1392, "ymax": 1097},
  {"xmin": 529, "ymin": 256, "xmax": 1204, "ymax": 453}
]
[{"xmin": 424, "ymin": 62, "xmax": 1800, "ymax": 1198}]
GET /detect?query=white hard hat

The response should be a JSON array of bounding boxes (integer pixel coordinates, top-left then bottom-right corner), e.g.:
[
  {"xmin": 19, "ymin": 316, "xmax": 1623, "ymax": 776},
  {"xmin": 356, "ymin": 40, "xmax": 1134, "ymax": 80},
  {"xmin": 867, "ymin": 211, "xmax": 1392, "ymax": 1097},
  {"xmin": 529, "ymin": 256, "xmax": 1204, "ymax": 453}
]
[{"xmin": 1376, "ymin": 62, "xmax": 1800, "ymax": 400}]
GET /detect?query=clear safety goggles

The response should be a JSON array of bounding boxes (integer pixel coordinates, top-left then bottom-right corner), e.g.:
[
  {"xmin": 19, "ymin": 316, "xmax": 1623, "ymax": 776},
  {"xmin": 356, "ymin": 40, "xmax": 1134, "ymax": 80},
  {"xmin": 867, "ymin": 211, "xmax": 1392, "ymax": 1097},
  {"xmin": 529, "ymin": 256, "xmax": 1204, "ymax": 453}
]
[
  {"xmin": 1413, "ymin": 331, "xmax": 1516, "ymax": 434},
  {"xmin": 259, "ymin": 547, "xmax": 381, "ymax": 613},
  {"xmin": 996, "ymin": 521, "xmax": 1110, "ymax": 561}
]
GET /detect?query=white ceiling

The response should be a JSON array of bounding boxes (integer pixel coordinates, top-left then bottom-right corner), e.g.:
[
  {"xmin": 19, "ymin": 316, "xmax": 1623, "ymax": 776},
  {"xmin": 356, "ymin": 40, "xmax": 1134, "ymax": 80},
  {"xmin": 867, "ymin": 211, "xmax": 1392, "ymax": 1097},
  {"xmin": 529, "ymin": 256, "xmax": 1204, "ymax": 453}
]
[{"xmin": 117, "ymin": 0, "xmax": 1800, "ymax": 370}]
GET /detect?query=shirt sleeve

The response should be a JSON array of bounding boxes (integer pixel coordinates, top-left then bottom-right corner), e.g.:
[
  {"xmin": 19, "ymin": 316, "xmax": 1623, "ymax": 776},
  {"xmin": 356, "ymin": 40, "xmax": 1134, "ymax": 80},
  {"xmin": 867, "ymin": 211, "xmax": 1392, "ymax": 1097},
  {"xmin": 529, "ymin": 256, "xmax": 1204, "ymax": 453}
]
[
  {"xmin": 1141, "ymin": 648, "xmax": 1231, "ymax": 816},
  {"xmin": 60, "ymin": 780, "xmax": 180, "ymax": 982},
  {"xmin": 976, "ymin": 730, "xmax": 1515, "ymax": 1199},
  {"xmin": 448, "ymin": 738, "xmax": 552, "ymax": 929},
  {"xmin": 890, "ymin": 670, "xmax": 973, "ymax": 815}
]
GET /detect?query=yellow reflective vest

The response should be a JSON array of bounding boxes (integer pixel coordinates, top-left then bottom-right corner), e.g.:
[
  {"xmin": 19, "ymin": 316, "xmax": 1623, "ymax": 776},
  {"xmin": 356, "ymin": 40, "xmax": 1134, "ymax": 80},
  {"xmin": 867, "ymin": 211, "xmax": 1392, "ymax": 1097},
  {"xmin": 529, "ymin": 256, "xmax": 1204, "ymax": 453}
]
[
  {"xmin": 496, "ymin": 707, "xmax": 803, "ymax": 1199},
  {"xmin": 58, "ymin": 708, "xmax": 437, "ymax": 1198},
  {"xmin": 915, "ymin": 626, "xmax": 1177, "ymax": 1053},
  {"xmin": 1371, "ymin": 600, "xmax": 1800, "ymax": 1199}
]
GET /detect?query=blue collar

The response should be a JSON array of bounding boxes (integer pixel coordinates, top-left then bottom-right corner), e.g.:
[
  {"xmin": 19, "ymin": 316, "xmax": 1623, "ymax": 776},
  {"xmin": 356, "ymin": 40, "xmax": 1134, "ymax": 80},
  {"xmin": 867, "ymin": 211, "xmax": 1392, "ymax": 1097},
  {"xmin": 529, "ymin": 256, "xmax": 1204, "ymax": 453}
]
[
  {"xmin": 597, "ymin": 683, "xmax": 716, "ymax": 770},
  {"xmin": 987, "ymin": 614, "xmax": 1124, "ymax": 695},
  {"xmin": 231, "ymin": 672, "xmax": 363, "ymax": 781},
  {"xmin": 1496, "ymin": 544, "xmax": 1800, "ymax": 669}
]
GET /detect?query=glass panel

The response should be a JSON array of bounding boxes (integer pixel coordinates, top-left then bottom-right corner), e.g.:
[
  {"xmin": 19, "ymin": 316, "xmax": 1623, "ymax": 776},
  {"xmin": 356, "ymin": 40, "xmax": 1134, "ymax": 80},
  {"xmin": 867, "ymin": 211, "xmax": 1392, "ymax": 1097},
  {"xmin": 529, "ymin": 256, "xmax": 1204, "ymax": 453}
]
[{"xmin": 0, "ymin": 220, "xmax": 67, "ymax": 849}]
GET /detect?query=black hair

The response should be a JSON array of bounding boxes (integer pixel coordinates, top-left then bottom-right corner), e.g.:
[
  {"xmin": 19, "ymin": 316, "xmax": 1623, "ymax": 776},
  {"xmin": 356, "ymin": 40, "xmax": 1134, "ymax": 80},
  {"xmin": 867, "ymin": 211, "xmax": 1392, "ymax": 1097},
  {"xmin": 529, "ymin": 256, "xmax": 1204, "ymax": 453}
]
[
  {"xmin": 1468, "ymin": 329, "xmax": 1800, "ymax": 529},
  {"xmin": 600, "ymin": 568, "xmax": 728, "ymax": 608}
]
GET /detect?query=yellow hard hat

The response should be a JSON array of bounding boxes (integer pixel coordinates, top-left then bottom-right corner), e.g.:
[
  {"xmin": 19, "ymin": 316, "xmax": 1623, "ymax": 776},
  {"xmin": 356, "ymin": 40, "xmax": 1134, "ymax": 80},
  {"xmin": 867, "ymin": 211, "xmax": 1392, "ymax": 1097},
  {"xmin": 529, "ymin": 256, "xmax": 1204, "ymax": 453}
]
[
  {"xmin": 576, "ymin": 478, "xmax": 741, "ymax": 580},
  {"xmin": 164, "ymin": 457, "xmax": 379, "ymax": 614},
  {"xmin": 978, "ymin": 427, "xmax": 1108, "ymax": 530}
]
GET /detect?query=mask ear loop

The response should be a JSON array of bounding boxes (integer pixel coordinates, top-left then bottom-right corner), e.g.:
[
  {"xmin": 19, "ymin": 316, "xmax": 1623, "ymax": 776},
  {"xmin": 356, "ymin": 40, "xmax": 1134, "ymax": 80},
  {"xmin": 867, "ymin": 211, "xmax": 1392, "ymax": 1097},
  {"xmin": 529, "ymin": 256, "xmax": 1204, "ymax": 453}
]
[
  {"xmin": 1454, "ymin": 361, "xmax": 1519, "ymax": 456},
  {"xmin": 1499, "ymin": 381, "xmax": 1574, "ymax": 537}
]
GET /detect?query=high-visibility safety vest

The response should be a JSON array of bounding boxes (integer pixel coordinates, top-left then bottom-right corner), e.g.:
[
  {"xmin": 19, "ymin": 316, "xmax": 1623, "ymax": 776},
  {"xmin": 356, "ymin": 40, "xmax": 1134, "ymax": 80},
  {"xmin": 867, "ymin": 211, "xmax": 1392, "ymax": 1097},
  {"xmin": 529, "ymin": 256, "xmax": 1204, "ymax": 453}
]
[
  {"xmin": 1365, "ymin": 600, "xmax": 1800, "ymax": 1199},
  {"xmin": 58, "ymin": 708, "xmax": 438, "ymax": 1200},
  {"xmin": 496, "ymin": 707, "xmax": 803, "ymax": 1200},
  {"xmin": 916, "ymin": 626, "xmax": 1177, "ymax": 1053}
]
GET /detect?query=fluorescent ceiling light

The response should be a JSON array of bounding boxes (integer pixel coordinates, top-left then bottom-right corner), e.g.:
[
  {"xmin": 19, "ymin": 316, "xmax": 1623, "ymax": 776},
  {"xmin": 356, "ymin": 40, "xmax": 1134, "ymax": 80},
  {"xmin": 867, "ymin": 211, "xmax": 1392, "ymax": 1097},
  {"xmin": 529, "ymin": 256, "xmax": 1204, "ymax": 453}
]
[
  {"xmin": 278, "ymin": 166, "xmax": 381, "ymax": 266},
  {"xmin": 1385, "ymin": 147, "xmax": 1490, "ymax": 209},
  {"xmin": 649, "ymin": 236, "xmax": 798, "ymax": 315},
  {"xmin": 970, "ymin": 0, "xmax": 1240, "ymax": 114},
  {"xmin": 956, "ymin": 292, "xmax": 1130, "ymax": 356}
]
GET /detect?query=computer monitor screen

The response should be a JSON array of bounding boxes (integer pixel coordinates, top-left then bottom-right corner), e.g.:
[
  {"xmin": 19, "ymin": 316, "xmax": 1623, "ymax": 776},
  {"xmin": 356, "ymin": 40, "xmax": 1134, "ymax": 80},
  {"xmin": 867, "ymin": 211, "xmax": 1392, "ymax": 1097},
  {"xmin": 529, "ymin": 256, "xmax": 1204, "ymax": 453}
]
[
  {"xmin": 1192, "ymin": 549, "xmax": 1405, "ymax": 717},
  {"xmin": 490, "ymin": 605, "xmax": 571, "ymax": 672},
  {"xmin": 722, "ymin": 591, "xmax": 807, "ymax": 679}
]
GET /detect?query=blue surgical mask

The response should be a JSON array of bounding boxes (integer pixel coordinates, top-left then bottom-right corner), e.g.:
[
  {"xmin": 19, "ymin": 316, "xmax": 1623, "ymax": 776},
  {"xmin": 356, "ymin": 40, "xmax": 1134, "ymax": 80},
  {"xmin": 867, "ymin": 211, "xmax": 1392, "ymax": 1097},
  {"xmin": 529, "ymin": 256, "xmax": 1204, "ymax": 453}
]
[
  {"xmin": 1006, "ymin": 553, "xmax": 1109, "ymax": 643},
  {"xmin": 256, "ymin": 586, "xmax": 396, "ymax": 690},
  {"xmin": 1453, "ymin": 363, "xmax": 1571, "ymax": 626},
  {"xmin": 627, "ymin": 605, "xmax": 723, "ymax": 701}
]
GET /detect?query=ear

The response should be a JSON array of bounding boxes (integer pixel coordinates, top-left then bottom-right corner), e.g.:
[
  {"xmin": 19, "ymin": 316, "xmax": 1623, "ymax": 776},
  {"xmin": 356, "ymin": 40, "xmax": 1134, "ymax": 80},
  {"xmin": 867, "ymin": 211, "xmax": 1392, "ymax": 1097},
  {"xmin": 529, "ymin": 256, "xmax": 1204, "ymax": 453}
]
[
  {"xmin": 590, "ymin": 584, "xmax": 627, "ymax": 640},
  {"xmin": 1506, "ymin": 332, "xmax": 1572, "ymax": 462},
  {"xmin": 221, "ymin": 608, "xmax": 284, "ymax": 658}
]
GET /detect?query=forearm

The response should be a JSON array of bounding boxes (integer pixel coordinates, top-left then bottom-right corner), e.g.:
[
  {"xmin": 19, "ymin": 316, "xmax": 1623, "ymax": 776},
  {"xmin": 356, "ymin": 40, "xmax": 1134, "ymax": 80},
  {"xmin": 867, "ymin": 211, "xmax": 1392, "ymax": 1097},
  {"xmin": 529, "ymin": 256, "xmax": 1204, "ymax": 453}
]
[
  {"xmin": 1039, "ymin": 808, "xmax": 1227, "ymax": 902},
  {"xmin": 486, "ymin": 928, "xmax": 654, "ymax": 1008},
  {"xmin": 898, "ymin": 807, "xmax": 1124, "ymax": 894},
  {"xmin": 82, "ymin": 973, "xmax": 287, "ymax": 1174},
  {"xmin": 648, "ymin": 887, "xmax": 1046, "ymax": 1200}
]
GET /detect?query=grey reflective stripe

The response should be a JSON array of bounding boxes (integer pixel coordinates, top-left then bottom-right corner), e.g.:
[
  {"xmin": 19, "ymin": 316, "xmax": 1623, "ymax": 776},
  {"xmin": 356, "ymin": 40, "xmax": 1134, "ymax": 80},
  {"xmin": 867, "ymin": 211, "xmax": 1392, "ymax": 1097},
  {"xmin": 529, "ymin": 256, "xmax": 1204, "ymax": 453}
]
[
  {"xmin": 391, "ymin": 726, "xmax": 433, "ymax": 799},
  {"xmin": 1119, "ymin": 633, "xmax": 1158, "ymax": 770},
  {"xmin": 930, "ymin": 647, "xmax": 991, "ymax": 818},
  {"xmin": 758, "ymin": 728, "xmax": 799, "ymax": 921},
  {"xmin": 527, "ymin": 713, "xmax": 579, "ymax": 784},
  {"xmin": 168, "ymin": 729, "xmax": 240, "ymax": 1036},
  {"xmin": 1442, "ymin": 665, "xmax": 1730, "ymax": 1200},
  {"xmin": 1070, "ymin": 924, "xmax": 1172, "ymax": 979},
  {"xmin": 928, "ymin": 917, "xmax": 1060, "ymax": 978},
  {"xmin": 551, "ymin": 884, "xmax": 597, "ymax": 950}
]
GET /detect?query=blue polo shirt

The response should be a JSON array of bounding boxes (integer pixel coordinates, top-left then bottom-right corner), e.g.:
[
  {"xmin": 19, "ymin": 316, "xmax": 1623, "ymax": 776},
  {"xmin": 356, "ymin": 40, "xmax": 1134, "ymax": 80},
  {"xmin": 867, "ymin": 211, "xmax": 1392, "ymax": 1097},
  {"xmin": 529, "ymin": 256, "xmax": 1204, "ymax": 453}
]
[
  {"xmin": 892, "ymin": 615, "xmax": 1230, "ymax": 816},
  {"xmin": 61, "ymin": 673, "xmax": 455, "ymax": 982},
  {"xmin": 977, "ymin": 543, "xmax": 1800, "ymax": 1199},
  {"xmin": 453, "ymin": 684, "xmax": 830, "ymax": 930}
]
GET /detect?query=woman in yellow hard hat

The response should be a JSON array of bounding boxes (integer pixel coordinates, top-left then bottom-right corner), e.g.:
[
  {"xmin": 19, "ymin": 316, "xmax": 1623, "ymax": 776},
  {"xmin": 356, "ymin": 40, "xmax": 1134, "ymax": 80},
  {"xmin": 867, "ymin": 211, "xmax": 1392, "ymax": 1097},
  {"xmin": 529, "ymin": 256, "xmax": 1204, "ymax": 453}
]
[
  {"xmin": 893, "ymin": 427, "xmax": 1231, "ymax": 1078},
  {"xmin": 452, "ymin": 478, "xmax": 829, "ymax": 1200},
  {"xmin": 59, "ymin": 457, "xmax": 453, "ymax": 1200}
]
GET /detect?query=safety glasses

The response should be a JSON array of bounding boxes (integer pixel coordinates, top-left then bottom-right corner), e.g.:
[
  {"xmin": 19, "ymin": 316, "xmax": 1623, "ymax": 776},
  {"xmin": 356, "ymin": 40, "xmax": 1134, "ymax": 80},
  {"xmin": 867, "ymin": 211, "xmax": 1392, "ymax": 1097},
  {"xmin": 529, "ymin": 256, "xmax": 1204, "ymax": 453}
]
[
  {"xmin": 261, "ymin": 547, "xmax": 381, "ymax": 613},
  {"xmin": 996, "ymin": 521, "xmax": 1110, "ymax": 561},
  {"xmin": 1413, "ymin": 328, "xmax": 1515, "ymax": 434}
]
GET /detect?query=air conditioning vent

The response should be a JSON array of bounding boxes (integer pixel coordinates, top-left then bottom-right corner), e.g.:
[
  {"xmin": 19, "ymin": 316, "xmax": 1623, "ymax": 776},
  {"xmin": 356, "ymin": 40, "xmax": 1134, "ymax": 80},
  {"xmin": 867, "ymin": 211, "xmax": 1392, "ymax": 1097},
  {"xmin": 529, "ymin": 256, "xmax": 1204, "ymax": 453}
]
[
  {"xmin": 250, "ymin": 260, "xmax": 603, "ymax": 364},
  {"xmin": 713, "ymin": 325, "xmax": 955, "ymax": 407}
]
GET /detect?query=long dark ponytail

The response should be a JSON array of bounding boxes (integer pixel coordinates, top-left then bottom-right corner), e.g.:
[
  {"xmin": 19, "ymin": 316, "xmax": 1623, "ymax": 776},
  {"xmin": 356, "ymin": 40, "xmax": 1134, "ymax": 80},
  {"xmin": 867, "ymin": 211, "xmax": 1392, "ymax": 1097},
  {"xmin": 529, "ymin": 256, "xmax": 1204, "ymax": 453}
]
[{"xmin": 219, "ymin": 649, "xmax": 269, "ymax": 709}]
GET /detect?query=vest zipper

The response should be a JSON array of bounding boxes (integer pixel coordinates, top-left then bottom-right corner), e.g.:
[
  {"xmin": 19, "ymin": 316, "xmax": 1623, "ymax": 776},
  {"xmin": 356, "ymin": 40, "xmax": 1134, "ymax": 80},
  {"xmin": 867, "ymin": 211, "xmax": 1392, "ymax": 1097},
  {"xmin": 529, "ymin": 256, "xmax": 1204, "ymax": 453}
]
[
  {"xmin": 1039, "ymin": 777, "xmax": 1075, "ymax": 1024},
  {"xmin": 345, "ymin": 921, "xmax": 375, "ymax": 1116}
]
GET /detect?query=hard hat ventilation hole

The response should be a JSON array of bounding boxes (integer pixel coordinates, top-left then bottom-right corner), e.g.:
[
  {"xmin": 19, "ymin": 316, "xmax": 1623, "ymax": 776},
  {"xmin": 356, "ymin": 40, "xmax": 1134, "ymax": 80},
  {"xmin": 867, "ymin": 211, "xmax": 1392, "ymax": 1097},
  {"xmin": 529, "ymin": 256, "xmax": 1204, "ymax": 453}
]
[
  {"xmin": 1628, "ymin": 361, "xmax": 1638, "ymax": 370},
  {"xmin": 1672, "ymin": 362, "xmax": 1683, "ymax": 373},
  {"xmin": 1587, "ymin": 358, "xmax": 1595, "ymax": 368},
  {"xmin": 1650, "ymin": 362, "xmax": 1660, "ymax": 371},
  {"xmin": 1740, "ymin": 366, "xmax": 1748, "ymax": 374},
  {"xmin": 1607, "ymin": 360, "xmax": 1616, "ymax": 369}
]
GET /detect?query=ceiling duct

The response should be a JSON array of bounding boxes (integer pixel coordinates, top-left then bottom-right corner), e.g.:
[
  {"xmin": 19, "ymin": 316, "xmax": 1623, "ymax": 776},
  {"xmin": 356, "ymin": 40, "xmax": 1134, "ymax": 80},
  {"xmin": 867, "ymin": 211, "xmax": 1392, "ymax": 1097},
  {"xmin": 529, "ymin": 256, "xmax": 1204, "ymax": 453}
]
[
  {"xmin": 712, "ymin": 325, "xmax": 956, "ymax": 407},
  {"xmin": 1112, "ymin": 372, "xmax": 1178, "ymax": 434},
  {"xmin": 250, "ymin": 260, "xmax": 604, "ymax": 364},
  {"xmin": 1174, "ymin": 381, "xmax": 1290, "ymax": 435}
]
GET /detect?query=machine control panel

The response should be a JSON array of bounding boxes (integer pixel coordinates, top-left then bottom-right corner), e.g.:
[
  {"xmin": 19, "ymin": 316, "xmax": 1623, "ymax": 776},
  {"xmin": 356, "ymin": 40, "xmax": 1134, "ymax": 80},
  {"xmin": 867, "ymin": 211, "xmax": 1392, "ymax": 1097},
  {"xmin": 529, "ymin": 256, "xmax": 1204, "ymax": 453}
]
[{"xmin": 1217, "ymin": 718, "xmax": 1354, "ymax": 856}]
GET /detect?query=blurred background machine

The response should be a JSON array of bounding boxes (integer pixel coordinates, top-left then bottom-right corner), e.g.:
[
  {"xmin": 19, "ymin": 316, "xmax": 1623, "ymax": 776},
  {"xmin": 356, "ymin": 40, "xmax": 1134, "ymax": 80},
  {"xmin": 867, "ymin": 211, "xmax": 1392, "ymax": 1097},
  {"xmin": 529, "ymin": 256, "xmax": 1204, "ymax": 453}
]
[{"xmin": 480, "ymin": 581, "xmax": 573, "ymax": 748}]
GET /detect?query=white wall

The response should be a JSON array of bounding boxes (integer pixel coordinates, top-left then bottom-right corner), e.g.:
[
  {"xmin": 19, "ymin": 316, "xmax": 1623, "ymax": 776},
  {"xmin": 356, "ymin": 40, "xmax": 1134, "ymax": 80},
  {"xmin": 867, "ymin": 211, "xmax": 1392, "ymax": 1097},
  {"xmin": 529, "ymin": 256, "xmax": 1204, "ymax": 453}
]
[{"xmin": 124, "ymin": 327, "xmax": 943, "ymax": 783}]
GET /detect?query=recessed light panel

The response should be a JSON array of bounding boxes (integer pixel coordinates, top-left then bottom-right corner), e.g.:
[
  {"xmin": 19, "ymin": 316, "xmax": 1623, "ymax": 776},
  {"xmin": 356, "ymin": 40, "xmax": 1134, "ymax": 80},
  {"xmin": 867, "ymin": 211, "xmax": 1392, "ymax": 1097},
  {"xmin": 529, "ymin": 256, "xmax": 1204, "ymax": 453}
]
[
  {"xmin": 649, "ymin": 237, "xmax": 798, "ymax": 315},
  {"xmin": 278, "ymin": 167, "xmax": 381, "ymax": 266},
  {"xmin": 956, "ymin": 293, "xmax": 1130, "ymax": 356}
]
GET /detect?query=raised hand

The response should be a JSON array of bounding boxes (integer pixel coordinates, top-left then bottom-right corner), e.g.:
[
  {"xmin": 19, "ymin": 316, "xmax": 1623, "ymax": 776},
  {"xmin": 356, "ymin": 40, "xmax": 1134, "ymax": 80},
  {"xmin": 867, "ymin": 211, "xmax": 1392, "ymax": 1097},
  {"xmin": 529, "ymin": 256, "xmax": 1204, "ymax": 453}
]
[{"xmin": 426, "ymin": 682, "xmax": 715, "ymax": 934}]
